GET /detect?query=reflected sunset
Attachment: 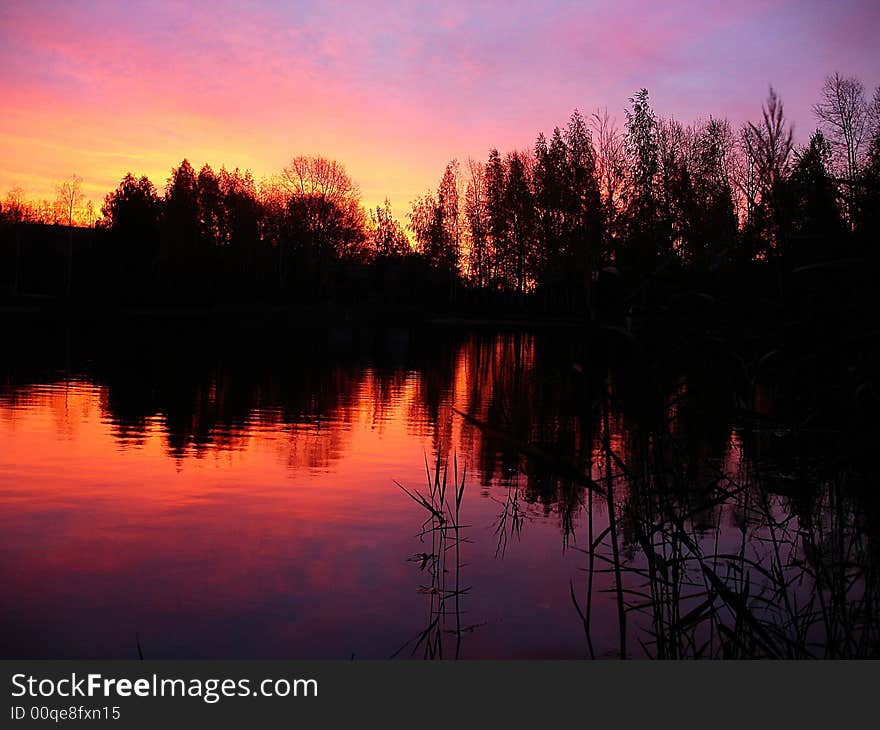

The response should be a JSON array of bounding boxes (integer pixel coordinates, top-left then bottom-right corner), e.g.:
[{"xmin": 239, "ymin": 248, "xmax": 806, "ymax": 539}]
[
  {"xmin": 2, "ymin": 324, "xmax": 874, "ymax": 658},
  {"xmin": 0, "ymin": 329, "xmax": 609, "ymax": 658},
  {"xmin": 1, "ymin": 1, "xmax": 878, "ymax": 662}
]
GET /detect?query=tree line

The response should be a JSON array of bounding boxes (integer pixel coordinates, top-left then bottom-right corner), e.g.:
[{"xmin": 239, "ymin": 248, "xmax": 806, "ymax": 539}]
[
  {"xmin": 2, "ymin": 73, "xmax": 879, "ymax": 313},
  {"xmin": 412, "ymin": 76, "xmax": 880, "ymax": 310},
  {"xmin": 0, "ymin": 175, "xmax": 98, "ymax": 228}
]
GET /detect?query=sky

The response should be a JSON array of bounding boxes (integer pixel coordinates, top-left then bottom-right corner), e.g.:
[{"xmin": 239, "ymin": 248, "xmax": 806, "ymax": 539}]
[{"xmin": 1, "ymin": 0, "xmax": 878, "ymax": 217}]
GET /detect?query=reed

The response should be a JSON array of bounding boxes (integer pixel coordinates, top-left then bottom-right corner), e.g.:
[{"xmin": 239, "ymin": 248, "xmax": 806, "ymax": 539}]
[{"xmin": 394, "ymin": 450, "xmax": 476, "ymax": 659}]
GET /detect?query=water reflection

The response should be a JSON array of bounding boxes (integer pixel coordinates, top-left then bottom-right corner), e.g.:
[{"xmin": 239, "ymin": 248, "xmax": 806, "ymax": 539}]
[{"xmin": 0, "ymin": 320, "xmax": 876, "ymax": 658}]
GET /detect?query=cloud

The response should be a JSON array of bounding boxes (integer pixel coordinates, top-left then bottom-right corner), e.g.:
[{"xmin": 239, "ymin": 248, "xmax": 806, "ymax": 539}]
[{"xmin": 1, "ymin": 0, "xmax": 878, "ymax": 211}]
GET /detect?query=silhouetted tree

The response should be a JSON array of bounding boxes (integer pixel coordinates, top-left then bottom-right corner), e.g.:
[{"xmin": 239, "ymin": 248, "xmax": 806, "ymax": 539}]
[
  {"xmin": 1, "ymin": 187, "xmax": 29, "ymax": 224},
  {"xmin": 622, "ymin": 89, "xmax": 665, "ymax": 270},
  {"xmin": 280, "ymin": 155, "xmax": 367, "ymax": 283},
  {"xmin": 691, "ymin": 117, "xmax": 738, "ymax": 270},
  {"xmin": 257, "ymin": 178, "xmax": 289, "ymax": 289},
  {"xmin": 741, "ymin": 87, "xmax": 794, "ymax": 257},
  {"xmin": 813, "ymin": 73, "xmax": 871, "ymax": 226},
  {"xmin": 657, "ymin": 118, "xmax": 695, "ymax": 262},
  {"xmin": 102, "ymin": 174, "xmax": 161, "ymax": 239},
  {"xmin": 196, "ymin": 164, "xmax": 224, "ymax": 249},
  {"xmin": 286, "ymin": 193, "xmax": 366, "ymax": 269},
  {"xmin": 55, "ymin": 175, "xmax": 84, "ymax": 226},
  {"xmin": 502, "ymin": 151, "xmax": 535, "ymax": 294},
  {"xmin": 371, "ymin": 198, "xmax": 410, "ymax": 258},
  {"xmin": 409, "ymin": 192, "xmax": 443, "ymax": 262},
  {"xmin": 215, "ymin": 167, "xmax": 263, "ymax": 297},
  {"xmin": 464, "ymin": 158, "xmax": 491, "ymax": 288},
  {"xmin": 409, "ymin": 160, "xmax": 461, "ymax": 276},
  {"xmin": 161, "ymin": 159, "xmax": 203, "ymax": 300},
  {"xmin": 563, "ymin": 110, "xmax": 603, "ymax": 308},
  {"xmin": 7, "ymin": 75, "xmax": 878, "ymax": 320},
  {"xmin": 852, "ymin": 112, "xmax": 880, "ymax": 258},
  {"xmin": 84, "ymin": 200, "xmax": 96, "ymax": 227},
  {"xmin": 437, "ymin": 160, "xmax": 462, "ymax": 273},
  {"xmin": 101, "ymin": 173, "xmax": 162, "ymax": 298},
  {"xmin": 217, "ymin": 168, "xmax": 260, "ymax": 251},
  {"xmin": 813, "ymin": 73, "xmax": 870, "ymax": 183},
  {"xmin": 782, "ymin": 129, "xmax": 845, "ymax": 265},
  {"xmin": 591, "ymin": 109, "xmax": 627, "ymax": 258},
  {"xmin": 534, "ymin": 127, "xmax": 569, "ymax": 293},
  {"xmin": 485, "ymin": 148, "xmax": 509, "ymax": 290}
]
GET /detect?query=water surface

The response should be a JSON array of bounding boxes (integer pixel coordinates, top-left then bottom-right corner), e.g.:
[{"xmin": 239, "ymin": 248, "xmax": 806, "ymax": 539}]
[{"xmin": 1, "ymin": 321, "xmax": 875, "ymax": 658}]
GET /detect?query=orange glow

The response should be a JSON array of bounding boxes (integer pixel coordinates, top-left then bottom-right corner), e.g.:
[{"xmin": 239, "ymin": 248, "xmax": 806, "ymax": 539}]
[
  {"xmin": 4, "ymin": 2, "xmax": 876, "ymax": 221},
  {"xmin": 0, "ymin": 338, "xmax": 614, "ymax": 658}
]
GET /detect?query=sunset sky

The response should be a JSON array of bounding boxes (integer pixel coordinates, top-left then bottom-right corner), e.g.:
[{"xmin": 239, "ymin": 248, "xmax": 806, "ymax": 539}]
[{"xmin": 1, "ymin": 0, "xmax": 878, "ymax": 217}]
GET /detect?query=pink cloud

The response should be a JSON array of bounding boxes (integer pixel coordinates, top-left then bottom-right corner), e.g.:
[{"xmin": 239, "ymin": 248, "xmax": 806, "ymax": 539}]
[{"xmin": 0, "ymin": 1, "xmax": 877, "ymax": 214}]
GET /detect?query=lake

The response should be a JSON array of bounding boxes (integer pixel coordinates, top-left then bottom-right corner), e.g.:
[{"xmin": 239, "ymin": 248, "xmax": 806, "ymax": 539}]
[{"xmin": 1, "ymin": 318, "xmax": 876, "ymax": 658}]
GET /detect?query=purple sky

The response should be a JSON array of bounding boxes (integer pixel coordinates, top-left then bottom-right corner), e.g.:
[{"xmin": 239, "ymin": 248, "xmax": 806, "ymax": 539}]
[{"xmin": 1, "ymin": 0, "xmax": 878, "ymax": 211}]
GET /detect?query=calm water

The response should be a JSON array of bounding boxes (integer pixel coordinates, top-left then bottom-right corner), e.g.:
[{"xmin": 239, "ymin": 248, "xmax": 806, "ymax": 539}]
[{"xmin": 1, "ymin": 320, "xmax": 876, "ymax": 658}]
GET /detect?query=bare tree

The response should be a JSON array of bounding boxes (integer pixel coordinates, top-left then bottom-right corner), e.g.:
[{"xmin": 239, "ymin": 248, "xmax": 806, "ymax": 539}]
[
  {"xmin": 438, "ymin": 158, "xmax": 462, "ymax": 273},
  {"xmin": 696, "ymin": 117, "xmax": 735, "ymax": 191},
  {"xmin": 732, "ymin": 125, "xmax": 760, "ymax": 228},
  {"xmin": 464, "ymin": 158, "xmax": 491, "ymax": 287},
  {"xmin": 279, "ymin": 155, "xmax": 367, "ymax": 261},
  {"xmin": 812, "ymin": 73, "xmax": 869, "ymax": 183},
  {"xmin": 657, "ymin": 116, "xmax": 694, "ymax": 240},
  {"xmin": 2, "ymin": 186, "xmax": 29, "ymax": 223},
  {"xmin": 85, "ymin": 200, "xmax": 96, "ymax": 228},
  {"xmin": 55, "ymin": 175, "xmax": 85, "ymax": 226},
  {"xmin": 52, "ymin": 175, "xmax": 85, "ymax": 296},
  {"xmin": 591, "ymin": 108, "xmax": 628, "ymax": 244},
  {"xmin": 280, "ymin": 155, "xmax": 359, "ymax": 203}
]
